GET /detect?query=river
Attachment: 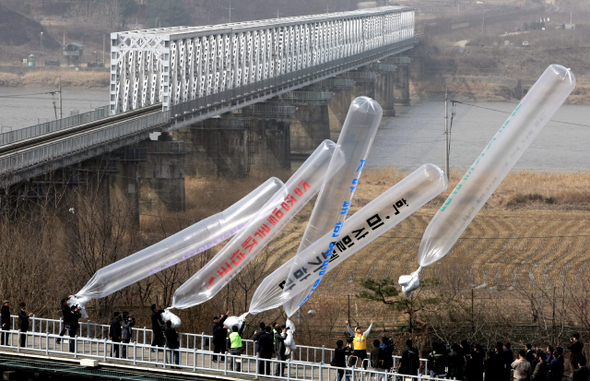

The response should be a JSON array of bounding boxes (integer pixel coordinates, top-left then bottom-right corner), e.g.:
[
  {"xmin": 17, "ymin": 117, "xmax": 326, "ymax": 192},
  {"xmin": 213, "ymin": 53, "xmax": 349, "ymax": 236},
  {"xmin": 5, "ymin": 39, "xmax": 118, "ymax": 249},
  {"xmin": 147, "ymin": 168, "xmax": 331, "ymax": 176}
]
[{"xmin": 0, "ymin": 87, "xmax": 588, "ymax": 172}]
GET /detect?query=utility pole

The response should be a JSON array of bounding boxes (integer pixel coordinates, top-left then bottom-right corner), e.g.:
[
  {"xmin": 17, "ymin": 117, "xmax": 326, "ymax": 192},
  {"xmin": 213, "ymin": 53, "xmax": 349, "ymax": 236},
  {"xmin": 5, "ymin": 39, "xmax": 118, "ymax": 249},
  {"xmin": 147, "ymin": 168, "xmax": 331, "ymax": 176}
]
[
  {"xmin": 59, "ymin": 78, "xmax": 63, "ymax": 119},
  {"xmin": 444, "ymin": 86, "xmax": 450, "ymax": 181},
  {"xmin": 226, "ymin": 2, "xmax": 234, "ymax": 23}
]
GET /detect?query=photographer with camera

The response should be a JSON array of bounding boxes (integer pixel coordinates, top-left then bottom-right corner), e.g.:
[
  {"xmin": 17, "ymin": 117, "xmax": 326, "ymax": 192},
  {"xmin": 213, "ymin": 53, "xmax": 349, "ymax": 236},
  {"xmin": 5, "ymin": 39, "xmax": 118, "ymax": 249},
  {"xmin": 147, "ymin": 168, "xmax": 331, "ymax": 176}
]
[
  {"xmin": 121, "ymin": 312, "xmax": 135, "ymax": 359},
  {"xmin": 568, "ymin": 333, "xmax": 585, "ymax": 371}
]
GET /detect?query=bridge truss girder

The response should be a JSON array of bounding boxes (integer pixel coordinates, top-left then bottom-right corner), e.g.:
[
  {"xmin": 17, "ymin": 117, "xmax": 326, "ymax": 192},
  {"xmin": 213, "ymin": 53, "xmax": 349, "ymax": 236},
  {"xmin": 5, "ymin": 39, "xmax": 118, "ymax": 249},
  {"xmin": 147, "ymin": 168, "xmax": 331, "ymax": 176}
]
[{"xmin": 110, "ymin": 6, "xmax": 415, "ymax": 115}]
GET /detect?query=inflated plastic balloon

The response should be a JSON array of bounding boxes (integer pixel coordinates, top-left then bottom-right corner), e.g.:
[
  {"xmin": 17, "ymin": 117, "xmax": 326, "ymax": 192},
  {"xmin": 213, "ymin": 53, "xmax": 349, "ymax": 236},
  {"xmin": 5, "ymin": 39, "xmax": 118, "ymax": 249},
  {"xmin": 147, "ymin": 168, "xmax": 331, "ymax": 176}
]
[
  {"xmin": 400, "ymin": 64, "xmax": 576, "ymax": 297},
  {"xmin": 248, "ymin": 164, "xmax": 447, "ymax": 314},
  {"xmin": 74, "ymin": 177, "xmax": 284, "ymax": 306},
  {"xmin": 171, "ymin": 140, "xmax": 344, "ymax": 309},
  {"xmin": 284, "ymin": 96, "xmax": 382, "ymax": 317}
]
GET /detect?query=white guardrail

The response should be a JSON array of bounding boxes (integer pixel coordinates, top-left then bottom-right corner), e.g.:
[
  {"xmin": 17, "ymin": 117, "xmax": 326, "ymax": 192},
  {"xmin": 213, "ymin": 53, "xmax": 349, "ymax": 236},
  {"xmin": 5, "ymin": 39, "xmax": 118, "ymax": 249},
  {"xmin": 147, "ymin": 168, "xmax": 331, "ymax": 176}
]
[
  {"xmin": 3, "ymin": 315, "xmax": 572, "ymax": 381},
  {"xmin": 0, "ymin": 314, "xmax": 446, "ymax": 381}
]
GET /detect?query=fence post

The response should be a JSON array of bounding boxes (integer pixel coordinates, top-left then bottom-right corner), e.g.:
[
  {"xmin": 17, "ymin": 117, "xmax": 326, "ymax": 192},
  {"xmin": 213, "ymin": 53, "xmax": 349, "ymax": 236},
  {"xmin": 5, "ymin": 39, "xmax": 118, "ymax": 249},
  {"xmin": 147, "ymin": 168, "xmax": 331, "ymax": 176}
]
[
  {"xmin": 321, "ymin": 345, "xmax": 326, "ymax": 364},
  {"xmin": 86, "ymin": 320, "xmax": 91, "ymax": 338},
  {"xmin": 45, "ymin": 332, "xmax": 49, "ymax": 355},
  {"xmin": 193, "ymin": 349, "xmax": 197, "ymax": 371},
  {"xmin": 223, "ymin": 352, "xmax": 228, "ymax": 376},
  {"xmin": 143, "ymin": 326, "xmax": 147, "ymax": 345}
]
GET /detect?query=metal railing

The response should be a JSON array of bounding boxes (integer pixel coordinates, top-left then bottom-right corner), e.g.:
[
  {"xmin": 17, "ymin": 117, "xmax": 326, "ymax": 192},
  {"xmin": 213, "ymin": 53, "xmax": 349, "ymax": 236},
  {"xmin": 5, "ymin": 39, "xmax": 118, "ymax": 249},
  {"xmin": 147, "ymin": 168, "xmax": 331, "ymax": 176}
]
[
  {"xmin": 0, "ymin": 328, "xmax": 450, "ymax": 381},
  {"xmin": 0, "ymin": 110, "xmax": 170, "ymax": 180},
  {"xmin": 2, "ymin": 315, "xmax": 574, "ymax": 381},
  {"xmin": 8, "ymin": 315, "xmax": 425, "ymax": 370},
  {"xmin": 170, "ymin": 39, "xmax": 417, "ymax": 119},
  {"xmin": 0, "ymin": 105, "xmax": 109, "ymax": 146}
]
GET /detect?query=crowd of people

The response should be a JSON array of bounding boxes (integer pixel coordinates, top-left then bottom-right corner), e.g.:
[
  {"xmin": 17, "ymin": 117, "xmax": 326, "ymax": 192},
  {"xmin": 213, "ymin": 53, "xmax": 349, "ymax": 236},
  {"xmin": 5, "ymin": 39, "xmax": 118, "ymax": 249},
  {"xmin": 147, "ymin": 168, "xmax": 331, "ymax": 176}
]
[
  {"xmin": 2, "ymin": 298, "xmax": 590, "ymax": 381},
  {"xmin": 421, "ymin": 338, "xmax": 586, "ymax": 381}
]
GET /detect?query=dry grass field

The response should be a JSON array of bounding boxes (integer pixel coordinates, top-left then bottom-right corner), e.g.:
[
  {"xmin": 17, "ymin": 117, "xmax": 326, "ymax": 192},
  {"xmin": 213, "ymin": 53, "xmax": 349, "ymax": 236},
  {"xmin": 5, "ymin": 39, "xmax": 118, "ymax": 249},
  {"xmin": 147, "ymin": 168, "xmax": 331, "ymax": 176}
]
[{"xmin": 149, "ymin": 168, "xmax": 590, "ymax": 349}]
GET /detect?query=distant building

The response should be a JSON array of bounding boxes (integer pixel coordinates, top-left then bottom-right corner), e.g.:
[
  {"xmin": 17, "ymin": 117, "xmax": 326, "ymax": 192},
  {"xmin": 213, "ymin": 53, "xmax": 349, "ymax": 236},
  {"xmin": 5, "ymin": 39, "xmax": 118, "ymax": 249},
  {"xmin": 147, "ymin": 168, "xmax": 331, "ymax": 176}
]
[{"xmin": 63, "ymin": 42, "xmax": 84, "ymax": 66}]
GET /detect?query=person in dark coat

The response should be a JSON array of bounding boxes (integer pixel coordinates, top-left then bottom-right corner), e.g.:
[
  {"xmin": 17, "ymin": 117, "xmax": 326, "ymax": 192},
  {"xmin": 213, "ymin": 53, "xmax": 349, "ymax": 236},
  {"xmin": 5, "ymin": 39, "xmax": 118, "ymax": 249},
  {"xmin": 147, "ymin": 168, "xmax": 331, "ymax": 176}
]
[
  {"xmin": 568, "ymin": 333, "xmax": 585, "ymax": 371},
  {"xmin": 400, "ymin": 339, "xmax": 420, "ymax": 376},
  {"xmin": 56, "ymin": 298, "xmax": 70, "ymax": 344},
  {"xmin": 572, "ymin": 357, "xmax": 588, "ymax": 381},
  {"xmin": 150, "ymin": 304, "xmax": 164, "ymax": 349},
  {"xmin": 164, "ymin": 320, "xmax": 180, "ymax": 368},
  {"xmin": 503, "ymin": 342, "xmax": 514, "ymax": 381},
  {"xmin": 331, "ymin": 339, "xmax": 352, "ymax": 381},
  {"xmin": 68, "ymin": 305, "xmax": 81, "ymax": 353},
  {"xmin": 109, "ymin": 312, "xmax": 122, "ymax": 358},
  {"xmin": 531, "ymin": 351, "xmax": 549, "ymax": 381},
  {"xmin": 257, "ymin": 326, "xmax": 274, "ymax": 375},
  {"xmin": 1, "ymin": 300, "xmax": 10, "ymax": 346},
  {"xmin": 379, "ymin": 337, "xmax": 395, "ymax": 371},
  {"xmin": 549, "ymin": 347, "xmax": 564, "ymax": 381},
  {"xmin": 370, "ymin": 339, "xmax": 382, "ymax": 370},
  {"xmin": 545, "ymin": 346, "xmax": 554, "ymax": 364},
  {"xmin": 447, "ymin": 343, "xmax": 464, "ymax": 380},
  {"xmin": 465, "ymin": 350, "xmax": 484, "ymax": 381},
  {"xmin": 121, "ymin": 312, "xmax": 135, "ymax": 359},
  {"xmin": 17, "ymin": 302, "xmax": 32, "ymax": 348},
  {"xmin": 274, "ymin": 325, "xmax": 287, "ymax": 377},
  {"xmin": 484, "ymin": 350, "xmax": 503, "ymax": 381},
  {"xmin": 525, "ymin": 344, "xmax": 536, "ymax": 364},
  {"xmin": 212, "ymin": 311, "xmax": 229, "ymax": 362},
  {"xmin": 252, "ymin": 322, "xmax": 266, "ymax": 355}
]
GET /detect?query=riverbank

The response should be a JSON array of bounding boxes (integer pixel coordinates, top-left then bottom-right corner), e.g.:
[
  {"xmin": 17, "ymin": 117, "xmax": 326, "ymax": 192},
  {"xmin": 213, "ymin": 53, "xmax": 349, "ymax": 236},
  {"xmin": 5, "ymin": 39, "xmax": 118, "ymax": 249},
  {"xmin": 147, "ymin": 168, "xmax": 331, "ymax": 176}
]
[
  {"xmin": 0, "ymin": 70, "xmax": 109, "ymax": 88},
  {"xmin": 2, "ymin": 69, "xmax": 589, "ymax": 104},
  {"xmin": 411, "ymin": 77, "xmax": 590, "ymax": 105}
]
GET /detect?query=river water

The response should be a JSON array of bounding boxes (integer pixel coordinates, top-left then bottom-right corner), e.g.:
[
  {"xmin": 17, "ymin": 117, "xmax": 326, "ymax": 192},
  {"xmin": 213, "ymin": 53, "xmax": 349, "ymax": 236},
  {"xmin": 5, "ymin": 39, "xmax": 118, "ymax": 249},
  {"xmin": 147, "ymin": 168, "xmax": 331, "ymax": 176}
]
[
  {"xmin": 1, "ymin": 87, "xmax": 589, "ymax": 172},
  {"xmin": 368, "ymin": 99, "xmax": 590, "ymax": 172}
]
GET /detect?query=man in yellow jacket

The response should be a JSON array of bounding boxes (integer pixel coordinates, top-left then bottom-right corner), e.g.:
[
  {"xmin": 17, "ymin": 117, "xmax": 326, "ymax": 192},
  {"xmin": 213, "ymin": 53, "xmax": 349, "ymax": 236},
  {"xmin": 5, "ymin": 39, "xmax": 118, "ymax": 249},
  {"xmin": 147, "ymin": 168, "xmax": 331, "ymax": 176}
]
[{"xmin": 345, "ymin": 318, "xmax": 375, "ymax": 369}]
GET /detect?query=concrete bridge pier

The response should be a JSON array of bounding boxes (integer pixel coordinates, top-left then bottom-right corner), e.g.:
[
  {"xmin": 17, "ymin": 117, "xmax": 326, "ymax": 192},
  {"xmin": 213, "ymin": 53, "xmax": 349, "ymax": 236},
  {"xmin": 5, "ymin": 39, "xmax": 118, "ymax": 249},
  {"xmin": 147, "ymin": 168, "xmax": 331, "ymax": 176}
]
[
  {"xmin": 137, "ymin": 134, "xmax": 189, "ymax": 213},
  {"xmin": 174, "ymin": 117, "xmax": 251, "ymax": 178},
  {"xmin": 240, "ymin": 103, "xmax": 295, "ymax": 172},
  {"xmin": 313, "ymin": 78, "xmax": 355, "ymax": 141},
  {"xmin": 282, "ymin": 91, "xmax": 334, "ymax": 156},
  {"xmin": 391, "ymin": 56, "xmax": 412, "ymax": 106},
  {"xmin": 109, "ymin": 150, "xmax": 143, "ymax": 226},
  {"xmin": 372, "ymin": 62, "xmax": 398, "ymax": 116}
]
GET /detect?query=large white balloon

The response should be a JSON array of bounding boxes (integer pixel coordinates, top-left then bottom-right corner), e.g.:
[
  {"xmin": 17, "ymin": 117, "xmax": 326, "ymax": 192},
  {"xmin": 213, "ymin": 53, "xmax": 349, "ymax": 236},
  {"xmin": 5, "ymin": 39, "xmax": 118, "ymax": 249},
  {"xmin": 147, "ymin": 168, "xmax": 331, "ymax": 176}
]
[
  {"xmin": 284, "ymin": 96, "xmax": 382, "ymax": 317},
  {"xmin": 171, "ymin": 140, "xmax": 344, "ymax": 309},
  {"xmin": 400, "ymin": 64, "xmax": 576, "ymax": 297},
  {"xmin": 249, "ymin": 164, "xmax": 447, "ymax": 314},
  {"xmin": 74, "ymin": 177, "xmax": 284, "ymax": 305}
]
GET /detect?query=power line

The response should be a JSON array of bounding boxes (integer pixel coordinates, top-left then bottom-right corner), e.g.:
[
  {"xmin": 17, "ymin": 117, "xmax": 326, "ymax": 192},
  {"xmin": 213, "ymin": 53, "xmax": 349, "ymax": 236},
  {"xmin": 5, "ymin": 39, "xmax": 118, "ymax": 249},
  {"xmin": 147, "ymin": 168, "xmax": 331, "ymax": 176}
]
[
  {"xmin": 0, "ymin": 91, "xmax": 59, "ymax": 99},
  {"xmin": 379, "ymin": 233, "xmax": 590, "ymax": 240},
  {"xmin": 453, "ymin": 100, "xmax": 590, "ymax": 129}
]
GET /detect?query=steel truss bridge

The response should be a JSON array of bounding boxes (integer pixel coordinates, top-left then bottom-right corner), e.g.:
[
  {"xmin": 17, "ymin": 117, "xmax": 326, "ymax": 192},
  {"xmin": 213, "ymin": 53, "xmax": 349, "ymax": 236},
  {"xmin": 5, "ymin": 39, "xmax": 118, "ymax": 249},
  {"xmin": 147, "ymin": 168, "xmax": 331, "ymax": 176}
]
[{"xmin": 0, "ymin": 7, "xmax": 415, "ymax": 189}]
